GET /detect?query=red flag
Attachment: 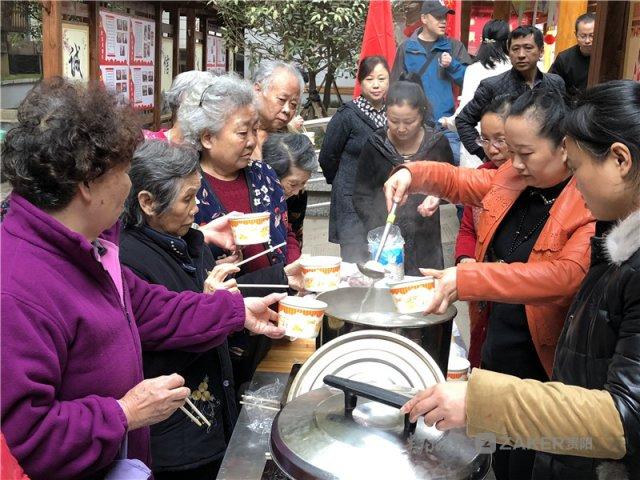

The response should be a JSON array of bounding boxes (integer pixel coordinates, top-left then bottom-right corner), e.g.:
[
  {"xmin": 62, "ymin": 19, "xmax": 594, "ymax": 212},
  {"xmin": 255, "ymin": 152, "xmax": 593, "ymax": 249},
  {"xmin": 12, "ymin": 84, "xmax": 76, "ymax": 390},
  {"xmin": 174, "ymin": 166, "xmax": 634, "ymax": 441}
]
[
  {"xmin": 444, "ymin": 0, "xmax": 461, "ymax": 40},
  {"xmin": 353, "ymin": 0, "xmax": 397, "ymax": 98}
]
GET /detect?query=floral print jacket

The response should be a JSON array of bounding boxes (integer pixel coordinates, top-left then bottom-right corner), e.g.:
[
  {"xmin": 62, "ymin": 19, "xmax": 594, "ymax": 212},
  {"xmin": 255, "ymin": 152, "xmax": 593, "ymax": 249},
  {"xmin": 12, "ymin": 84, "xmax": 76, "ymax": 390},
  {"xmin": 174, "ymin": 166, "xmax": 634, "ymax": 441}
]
[{"xmin": 195, "ymin": 161, "xmax": 290, "ymax": 265}]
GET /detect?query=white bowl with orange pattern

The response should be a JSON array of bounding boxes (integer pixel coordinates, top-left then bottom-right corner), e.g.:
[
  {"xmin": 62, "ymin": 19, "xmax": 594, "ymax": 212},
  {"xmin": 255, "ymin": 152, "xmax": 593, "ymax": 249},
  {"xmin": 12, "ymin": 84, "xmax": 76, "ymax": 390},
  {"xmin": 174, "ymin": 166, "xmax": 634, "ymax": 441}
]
[
  {"xmin": 228, "ymin": 212, "xmax": 270, "ymax": 245},
  {"xmin": 300, "ymin": 256, "xmax": 342, "ymax": 292},
  {"xmin": 389, "ymin": 277, "xmax": 436, "ymax": 314},
  {"xmin": 278, "ymin": 296, "xmax": 328, "ymax": 339}
]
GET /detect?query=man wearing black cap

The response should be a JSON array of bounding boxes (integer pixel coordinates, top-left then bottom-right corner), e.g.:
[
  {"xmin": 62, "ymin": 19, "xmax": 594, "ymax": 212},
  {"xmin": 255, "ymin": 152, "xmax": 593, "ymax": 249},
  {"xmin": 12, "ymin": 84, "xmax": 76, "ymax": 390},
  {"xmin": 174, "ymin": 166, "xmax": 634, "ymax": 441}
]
[{"xmin": 391, "ymin": 0, "xmax": 472, "ymax": 166}]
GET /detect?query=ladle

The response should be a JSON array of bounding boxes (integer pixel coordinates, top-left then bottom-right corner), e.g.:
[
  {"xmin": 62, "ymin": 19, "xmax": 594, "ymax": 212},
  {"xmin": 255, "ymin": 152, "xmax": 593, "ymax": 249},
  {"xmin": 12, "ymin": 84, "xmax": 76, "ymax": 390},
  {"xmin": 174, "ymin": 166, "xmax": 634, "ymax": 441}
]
[{"xmin": 356, "ymin": 201, "xmax": 398, "ymax": 279}]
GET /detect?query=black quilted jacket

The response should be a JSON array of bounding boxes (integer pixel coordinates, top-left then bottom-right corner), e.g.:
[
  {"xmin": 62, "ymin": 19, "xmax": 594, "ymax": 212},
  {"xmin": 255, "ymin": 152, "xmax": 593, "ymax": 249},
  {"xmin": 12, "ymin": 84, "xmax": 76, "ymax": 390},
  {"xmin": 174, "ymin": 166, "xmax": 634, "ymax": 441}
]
[
  {"xmin": 532, "ymin": 215, "xmax": 640, "ymax": 480},
  {"xmin": 455, "ymin": 68, "xmax": 566, "ymax": 159}
]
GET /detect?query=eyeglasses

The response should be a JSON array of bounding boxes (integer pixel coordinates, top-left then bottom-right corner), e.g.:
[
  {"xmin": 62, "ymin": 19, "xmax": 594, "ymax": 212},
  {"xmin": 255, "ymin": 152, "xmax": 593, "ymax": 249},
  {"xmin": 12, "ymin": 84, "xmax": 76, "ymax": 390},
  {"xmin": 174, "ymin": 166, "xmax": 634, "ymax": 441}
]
[
  {"xmin": 475, "ymin": 136, "xmax": 507, "ymax": 149},
  {"xmin": 576, "ymin": 33, "xmax": 594, "ymax": 41}
]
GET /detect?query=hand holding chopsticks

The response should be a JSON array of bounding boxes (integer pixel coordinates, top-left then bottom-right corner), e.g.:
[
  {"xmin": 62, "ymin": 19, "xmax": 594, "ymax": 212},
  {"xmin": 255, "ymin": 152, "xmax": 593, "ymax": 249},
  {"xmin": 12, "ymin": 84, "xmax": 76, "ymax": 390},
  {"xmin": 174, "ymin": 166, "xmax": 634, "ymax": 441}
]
[{"xmin": 116, "ymin": 374, "xmax": 192, "ymax": 431}]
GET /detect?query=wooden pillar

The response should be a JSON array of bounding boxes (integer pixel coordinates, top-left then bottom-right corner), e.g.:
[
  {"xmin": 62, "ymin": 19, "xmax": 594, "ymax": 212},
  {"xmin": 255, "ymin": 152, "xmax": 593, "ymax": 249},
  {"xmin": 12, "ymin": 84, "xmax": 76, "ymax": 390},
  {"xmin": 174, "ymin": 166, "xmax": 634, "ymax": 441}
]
[
  {"xmin": 186, "ymin": 9, "xmax": 196, "ymax": 71},
  {"xmin": 171, "ymin": 7, "xmax": 180, "ymax": 76},
  {"xmin": 41, "ymin": 0, "xmax": 62, "ymax": 78},
  {"xmin": 87, "ymin": 1, "xmax": 100, "ymax": 82},
  {"xmin": 201, "ymin": 17, "xmax": 209, "ymax": 72},
  {"xmin": 588, "ymin": 1, "xmax": 630, "ymax": 85},
  {"xmin": 556, "ymin": 0, "xmax": 587, "ymax": 54},
  {"xmin": 153, "ymin": 3, "xmax": 163, "ymax": 130},
  {"xmin": 492, "ymin": 1, "xmax": 511, "ymax": 21},
  {"xmin": 460, "ymin": 0, "xmax": 472, "ymax": 49}
]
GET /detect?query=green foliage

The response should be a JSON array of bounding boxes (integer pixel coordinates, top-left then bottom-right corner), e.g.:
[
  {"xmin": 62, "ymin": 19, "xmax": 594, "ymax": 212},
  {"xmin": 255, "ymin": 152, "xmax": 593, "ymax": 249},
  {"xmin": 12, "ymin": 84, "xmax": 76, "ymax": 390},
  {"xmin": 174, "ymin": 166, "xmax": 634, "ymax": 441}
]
[
  {"xmin": 4, "ymin": 1, "xmax": 42, "ymax": 46},
  {"xmin": 211, "ymin": 0, "xmax": 367, "ymax": 81}
]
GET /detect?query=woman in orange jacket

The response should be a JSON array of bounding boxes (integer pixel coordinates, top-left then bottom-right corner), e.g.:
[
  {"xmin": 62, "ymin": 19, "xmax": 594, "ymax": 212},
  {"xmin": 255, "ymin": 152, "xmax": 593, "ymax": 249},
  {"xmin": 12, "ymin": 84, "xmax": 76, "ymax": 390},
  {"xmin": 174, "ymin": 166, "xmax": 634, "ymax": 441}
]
[{"xmin": 385, "ymin": 87, "xmax": 594, "ymax": 480}]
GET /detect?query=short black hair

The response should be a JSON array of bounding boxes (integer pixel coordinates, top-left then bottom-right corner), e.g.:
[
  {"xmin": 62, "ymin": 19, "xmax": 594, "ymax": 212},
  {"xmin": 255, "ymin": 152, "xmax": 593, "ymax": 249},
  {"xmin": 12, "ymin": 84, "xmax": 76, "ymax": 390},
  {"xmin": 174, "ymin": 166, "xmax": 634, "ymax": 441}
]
[
  {"xmin": 564, "ymin": 80, "xmax": 640, "ymax": 186},
  {"xmin": 357, "ymin": 56, "xmax": 390, "ymax": 83},
  {"xmin": 575, "ymin": 12, "xmax": 595, "ymax": 32},
  {"xmin": 387, "ymin": 72, "xmax": 433, "ymax": 122},
  {"xmin": 508, "ymin": 25, "xmax": 544, "ymax": 50},
  {"xmin": 508, "ymin": 87, "xmax": 567, "ymax": 147}
]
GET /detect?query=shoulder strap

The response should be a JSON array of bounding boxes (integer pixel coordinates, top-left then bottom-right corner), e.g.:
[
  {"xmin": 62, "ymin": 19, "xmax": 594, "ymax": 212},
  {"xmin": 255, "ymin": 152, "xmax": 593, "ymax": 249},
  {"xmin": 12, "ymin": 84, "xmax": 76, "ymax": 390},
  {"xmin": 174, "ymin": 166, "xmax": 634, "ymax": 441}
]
[{"xmin": 417, "ymin": 52, "xmax": 438, "ymax": 78}]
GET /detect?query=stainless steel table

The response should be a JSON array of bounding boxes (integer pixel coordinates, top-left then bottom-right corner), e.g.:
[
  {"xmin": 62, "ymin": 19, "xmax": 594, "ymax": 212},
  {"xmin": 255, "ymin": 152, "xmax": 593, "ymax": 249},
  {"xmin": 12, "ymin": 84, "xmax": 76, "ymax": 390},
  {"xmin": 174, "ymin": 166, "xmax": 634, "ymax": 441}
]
[{"xmin": 217, "ymin": 372, "xmax": 288, "ymax": 480}]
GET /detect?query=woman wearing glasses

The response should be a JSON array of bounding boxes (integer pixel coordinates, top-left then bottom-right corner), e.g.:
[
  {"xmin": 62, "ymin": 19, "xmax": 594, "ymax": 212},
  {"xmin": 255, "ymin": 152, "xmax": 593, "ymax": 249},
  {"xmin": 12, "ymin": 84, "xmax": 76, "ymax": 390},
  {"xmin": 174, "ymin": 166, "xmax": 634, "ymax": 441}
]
[
  {"xmin": 455, "ymin": 95, "xmax": 513, "ymax": 268},
  {"xmin": 385, "ymin": 87, "xmax": 595, "ymax": 480}
]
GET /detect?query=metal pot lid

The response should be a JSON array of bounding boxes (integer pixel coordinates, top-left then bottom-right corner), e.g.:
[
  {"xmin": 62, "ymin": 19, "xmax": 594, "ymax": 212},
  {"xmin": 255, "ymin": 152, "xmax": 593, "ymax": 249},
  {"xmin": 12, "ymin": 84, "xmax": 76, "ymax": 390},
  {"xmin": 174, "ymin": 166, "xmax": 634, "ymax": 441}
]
[
  {"xmin": 286, "ymin": 330, "xmax": 445, "ymax": 403},
  {"xmin": 271, "ymin": 378, "xmax": 489, "ymax": 480},
  {"xmin": 316, "ymin": 287, "xmax": 456, "ymax": 329}
]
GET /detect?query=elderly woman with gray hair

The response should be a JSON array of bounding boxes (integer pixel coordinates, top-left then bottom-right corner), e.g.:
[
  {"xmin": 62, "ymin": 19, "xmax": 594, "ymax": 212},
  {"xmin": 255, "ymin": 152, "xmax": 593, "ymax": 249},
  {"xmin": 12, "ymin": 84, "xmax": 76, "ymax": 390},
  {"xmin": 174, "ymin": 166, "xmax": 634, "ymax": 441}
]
[
  {"xmin": 178, "ymin": 73, "xmax": 303, "ymax": 388},
  {"xmin": 143, "ymin": 70, "xmax": 213, "ymax": 143},
  {"xmin": 251, "ymin": 60, "xmax": 305, "ymax": 159},
  {"xmin": 120, "ymin": 140, "xmax": 241, "ymax": 479},
  {"xmin": 262, "ymin": 132, "xmax": 318, "ymax": 244}
]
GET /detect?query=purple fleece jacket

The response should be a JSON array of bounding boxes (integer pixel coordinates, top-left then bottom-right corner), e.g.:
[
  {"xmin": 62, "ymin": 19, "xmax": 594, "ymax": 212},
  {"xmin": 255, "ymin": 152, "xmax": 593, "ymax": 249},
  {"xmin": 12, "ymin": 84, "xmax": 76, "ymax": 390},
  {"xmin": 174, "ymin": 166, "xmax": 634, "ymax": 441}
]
[{"xmin": 1, "ymin": 194, "xmax": 246, "ymax": 479}]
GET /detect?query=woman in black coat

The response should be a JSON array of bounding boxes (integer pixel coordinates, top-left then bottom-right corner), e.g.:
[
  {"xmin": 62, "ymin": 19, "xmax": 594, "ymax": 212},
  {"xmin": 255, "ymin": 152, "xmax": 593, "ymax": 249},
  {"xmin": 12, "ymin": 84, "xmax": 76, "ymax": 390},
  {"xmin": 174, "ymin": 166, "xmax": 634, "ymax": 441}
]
[
  {"xmin": 120, "ymin": 141, "xmax": 240, "ymax": 480},
  {"xmin": 353, "ymin": 74, "xmax": 454, "ymax": 275},
  {"xmin": 319, "ymin": 56, "xmax": 390, "ymax": 262}
]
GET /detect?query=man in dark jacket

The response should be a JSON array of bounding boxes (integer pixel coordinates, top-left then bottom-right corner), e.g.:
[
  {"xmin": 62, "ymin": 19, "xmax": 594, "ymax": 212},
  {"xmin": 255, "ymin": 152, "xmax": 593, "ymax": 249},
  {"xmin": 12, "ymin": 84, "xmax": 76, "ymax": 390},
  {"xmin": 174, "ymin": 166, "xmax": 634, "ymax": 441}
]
[
  {"xmin": 456, "ymin": 25, "xmax": 565, "ymax": 159},
  {"xmin": 549, "ymin": 13, "xmax": 595, "ymax": 97},
  {"xmin": 391, "ymin": 0, "xmax": 472, "ymax": 166}
]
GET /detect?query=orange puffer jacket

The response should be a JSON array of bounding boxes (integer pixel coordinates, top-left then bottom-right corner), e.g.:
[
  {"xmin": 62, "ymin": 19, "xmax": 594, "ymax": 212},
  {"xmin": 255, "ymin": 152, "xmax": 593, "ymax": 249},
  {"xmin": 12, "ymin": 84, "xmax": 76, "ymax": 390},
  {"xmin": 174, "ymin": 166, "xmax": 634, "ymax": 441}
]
[{"xmin": 401, "ymin": 160, "xmax": 595, "ymax": 376}]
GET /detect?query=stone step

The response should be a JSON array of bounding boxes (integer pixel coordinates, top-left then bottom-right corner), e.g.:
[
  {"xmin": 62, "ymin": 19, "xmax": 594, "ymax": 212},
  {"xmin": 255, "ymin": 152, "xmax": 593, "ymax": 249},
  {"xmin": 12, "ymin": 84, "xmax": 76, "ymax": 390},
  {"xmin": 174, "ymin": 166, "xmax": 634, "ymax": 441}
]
[{"xmin": 304, "ymin": 170, "xmax": 331, "ymax": 192}]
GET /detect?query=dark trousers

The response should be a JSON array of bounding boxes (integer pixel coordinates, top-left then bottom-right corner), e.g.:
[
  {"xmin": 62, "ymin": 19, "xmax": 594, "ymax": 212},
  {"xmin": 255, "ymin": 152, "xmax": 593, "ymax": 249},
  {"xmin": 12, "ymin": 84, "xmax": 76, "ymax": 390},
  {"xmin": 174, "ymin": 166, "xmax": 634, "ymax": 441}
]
[{"xmin": 492, "ymin": 445, "xmax": 537, "ymax": 480}]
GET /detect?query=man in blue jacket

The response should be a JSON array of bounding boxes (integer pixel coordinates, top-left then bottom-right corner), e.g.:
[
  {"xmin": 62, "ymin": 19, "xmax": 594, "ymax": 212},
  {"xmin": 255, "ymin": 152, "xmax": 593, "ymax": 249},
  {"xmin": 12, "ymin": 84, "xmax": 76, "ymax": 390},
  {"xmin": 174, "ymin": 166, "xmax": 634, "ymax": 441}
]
[{"xmin": 391, "ymin": 0, "xmax": 472, "ymax": 166}]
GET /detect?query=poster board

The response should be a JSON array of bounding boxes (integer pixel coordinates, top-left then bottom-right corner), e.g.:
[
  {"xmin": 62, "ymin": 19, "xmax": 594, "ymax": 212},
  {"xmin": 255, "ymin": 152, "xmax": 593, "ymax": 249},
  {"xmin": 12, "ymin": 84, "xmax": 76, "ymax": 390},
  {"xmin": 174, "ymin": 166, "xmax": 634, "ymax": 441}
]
[
  {"xmin": 195, "ymin": 43, "xmax": 203, "ymax": 71},
  {"xmin": 130, "ymin": 17, "xmax": 155, "ymax": 109},
  {"xmin": 161, "ymin": 38, "xmax": 174, "ymax": 93},
  {"xmin": 99, "ymin": 9, "xmax": 156, "ymax": 110},
  {"xmin": 206, "ymin": 21, "xmax": 226, "ymax": 74},
  {"xmin": 206, "ymin": 33, "xmax": 217, "ymax": 72},
  {"xmin": 623, "ymin": 1, "xmax": 640, "ymax": 81},
  {"xmin": 62, "ymin": 23, "xmax": 89, "ymax": 83},
  {"xmin": 216, "ymin": 36, "xmax": 226, "ymax": 70}
]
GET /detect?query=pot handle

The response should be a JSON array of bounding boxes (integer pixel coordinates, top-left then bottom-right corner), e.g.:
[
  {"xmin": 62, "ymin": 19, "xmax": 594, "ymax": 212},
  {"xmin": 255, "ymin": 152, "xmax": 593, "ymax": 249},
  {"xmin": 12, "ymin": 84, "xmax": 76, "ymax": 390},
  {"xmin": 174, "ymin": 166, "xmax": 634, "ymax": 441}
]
[{"xmin": 323, "ymin": 375, "xmax": 417, "ymax": 437}]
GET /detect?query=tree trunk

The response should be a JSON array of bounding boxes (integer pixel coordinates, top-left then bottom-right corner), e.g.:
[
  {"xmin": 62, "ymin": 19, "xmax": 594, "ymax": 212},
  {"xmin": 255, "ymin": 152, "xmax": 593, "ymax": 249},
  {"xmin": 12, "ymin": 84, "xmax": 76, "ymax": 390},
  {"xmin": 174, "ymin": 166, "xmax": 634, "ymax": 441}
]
[
  {"xmin": 322, "ymin": 67, "xmax": 335, "ymax": 111},
  {"xmin": 302, "ymin": 70, "xmax": 326, "ymax": 119},
  {"xmin": 308, "ymin": 70, "xmax": 318, "ymax": 96}
]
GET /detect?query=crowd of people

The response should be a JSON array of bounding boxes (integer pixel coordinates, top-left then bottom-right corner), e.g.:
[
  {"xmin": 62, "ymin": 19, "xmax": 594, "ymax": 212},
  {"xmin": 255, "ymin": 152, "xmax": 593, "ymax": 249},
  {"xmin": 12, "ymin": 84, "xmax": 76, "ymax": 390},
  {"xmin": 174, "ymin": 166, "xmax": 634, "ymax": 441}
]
[
  {"xmin": 0, "ymin": 61, "xmax": 313, "ymax": 480},
  {"xmin": 0, "ymin": 2, "xmax": 637, "ymax": 480}
]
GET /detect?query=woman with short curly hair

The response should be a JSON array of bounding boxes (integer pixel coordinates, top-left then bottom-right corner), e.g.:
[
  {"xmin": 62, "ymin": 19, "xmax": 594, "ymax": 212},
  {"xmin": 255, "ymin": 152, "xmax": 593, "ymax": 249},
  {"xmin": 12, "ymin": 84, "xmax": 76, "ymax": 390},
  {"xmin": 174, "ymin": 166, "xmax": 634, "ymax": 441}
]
[{"xmin": 0, "ymin": 78, "xmax": 284, "ymax": 479}]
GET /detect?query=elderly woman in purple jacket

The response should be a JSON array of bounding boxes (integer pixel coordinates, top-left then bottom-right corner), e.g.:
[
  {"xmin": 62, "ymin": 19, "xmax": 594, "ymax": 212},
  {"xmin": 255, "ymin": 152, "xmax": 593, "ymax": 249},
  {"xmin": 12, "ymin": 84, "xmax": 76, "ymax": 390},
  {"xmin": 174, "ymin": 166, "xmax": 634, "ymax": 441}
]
[{"xmin": 0, "ymin": 78, "xmax": 285, "ymax": 480}]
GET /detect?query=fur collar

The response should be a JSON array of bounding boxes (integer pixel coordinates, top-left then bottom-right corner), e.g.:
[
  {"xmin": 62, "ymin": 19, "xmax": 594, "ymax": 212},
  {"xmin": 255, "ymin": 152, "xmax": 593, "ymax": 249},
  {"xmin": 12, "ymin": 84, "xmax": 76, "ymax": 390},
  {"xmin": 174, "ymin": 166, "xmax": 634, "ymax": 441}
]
[
  {"xmin": 597, "ymin": 461, "xmax": 629, "ymax": 480},
  {"xmin": 605, "ymin": 210, "xmax": 640, "ymax": 266}
]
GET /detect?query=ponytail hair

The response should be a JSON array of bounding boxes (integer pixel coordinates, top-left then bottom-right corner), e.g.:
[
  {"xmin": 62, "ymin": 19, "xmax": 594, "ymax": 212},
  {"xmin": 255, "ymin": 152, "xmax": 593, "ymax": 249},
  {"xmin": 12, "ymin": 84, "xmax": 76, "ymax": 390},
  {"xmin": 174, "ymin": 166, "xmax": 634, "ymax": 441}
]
[{"xmin": 564, "ymin": 80, "xmax": 640, "ymax": 186}]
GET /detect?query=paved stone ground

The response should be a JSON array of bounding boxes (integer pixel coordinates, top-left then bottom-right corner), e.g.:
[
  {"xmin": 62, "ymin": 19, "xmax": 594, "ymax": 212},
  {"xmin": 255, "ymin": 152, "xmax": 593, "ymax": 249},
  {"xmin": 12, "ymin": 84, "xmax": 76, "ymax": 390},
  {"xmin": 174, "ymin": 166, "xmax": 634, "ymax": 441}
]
[{"xmin": 302, "ymin": 203, "xmax": 471, "ymax": 349}]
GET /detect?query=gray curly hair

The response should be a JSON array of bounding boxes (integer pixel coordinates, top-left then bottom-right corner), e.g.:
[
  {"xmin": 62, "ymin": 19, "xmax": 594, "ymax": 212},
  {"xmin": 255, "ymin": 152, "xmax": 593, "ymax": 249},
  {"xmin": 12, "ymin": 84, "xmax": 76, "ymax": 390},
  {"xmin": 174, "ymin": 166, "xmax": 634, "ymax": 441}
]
[
  {"xmin": 252, "ymin": 60, "xmax": 305, "ymax": 95},
  {"xmin": 178, "ymin": 72, "xmax": 256, "ymax": 150}
]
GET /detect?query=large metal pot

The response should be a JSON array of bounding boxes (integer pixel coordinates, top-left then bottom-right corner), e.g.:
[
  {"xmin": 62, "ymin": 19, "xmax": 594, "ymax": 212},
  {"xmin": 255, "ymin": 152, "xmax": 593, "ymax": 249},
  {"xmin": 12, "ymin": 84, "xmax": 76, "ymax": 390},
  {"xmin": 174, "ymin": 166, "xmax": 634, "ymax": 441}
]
[
  {"xmin": 271, "ymin": 375, "xmax": 490, "ymax": 479},
  {"xmin": 316, "ymin": 287, "xmax": 456, "ymax": 375}
]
